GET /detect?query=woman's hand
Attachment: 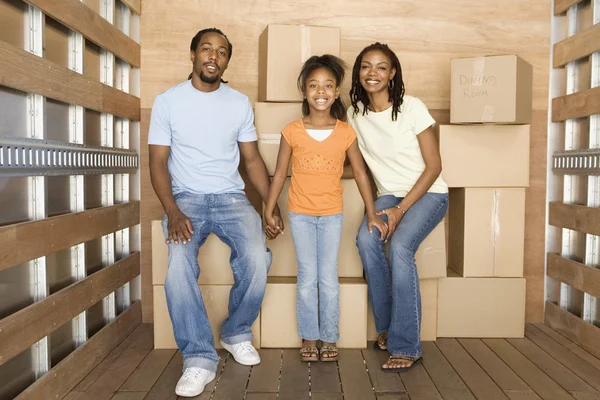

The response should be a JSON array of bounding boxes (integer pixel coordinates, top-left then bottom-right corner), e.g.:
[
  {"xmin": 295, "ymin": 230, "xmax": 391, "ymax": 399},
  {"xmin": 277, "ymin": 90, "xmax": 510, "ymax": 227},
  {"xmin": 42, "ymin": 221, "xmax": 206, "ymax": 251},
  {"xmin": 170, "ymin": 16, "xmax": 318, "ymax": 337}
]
[
  {"xmin": 367, "ymin": 214, "xmax": 388, "ymax": 240},
  {"xmin": 376, "ymin": 207, "xmax": 405, "ymax": 241}
]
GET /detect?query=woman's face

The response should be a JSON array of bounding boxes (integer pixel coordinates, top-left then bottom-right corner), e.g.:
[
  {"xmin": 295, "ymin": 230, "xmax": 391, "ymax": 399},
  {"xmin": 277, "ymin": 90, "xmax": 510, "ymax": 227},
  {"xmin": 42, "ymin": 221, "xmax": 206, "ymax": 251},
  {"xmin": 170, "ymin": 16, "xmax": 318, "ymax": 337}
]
[{"xmin": 359, "ymin": 50, "xmax": 396, "ymax": 94}]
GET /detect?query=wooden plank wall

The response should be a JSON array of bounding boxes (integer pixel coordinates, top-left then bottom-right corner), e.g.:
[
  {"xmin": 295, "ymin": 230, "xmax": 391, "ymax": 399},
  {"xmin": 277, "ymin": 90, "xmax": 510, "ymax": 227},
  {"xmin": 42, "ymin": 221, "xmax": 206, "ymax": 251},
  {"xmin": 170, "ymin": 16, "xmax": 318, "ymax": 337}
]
[
  {"xmin": 0, "ymin": 0, "xmax": 142, "ymax": 397},
  {"xmin": 544, "ymin": 1, "xmax": 600, "ymax": 354},
  {"xmin": 139, "ymin": 0, "xmax": 552, "ymax": 323}
]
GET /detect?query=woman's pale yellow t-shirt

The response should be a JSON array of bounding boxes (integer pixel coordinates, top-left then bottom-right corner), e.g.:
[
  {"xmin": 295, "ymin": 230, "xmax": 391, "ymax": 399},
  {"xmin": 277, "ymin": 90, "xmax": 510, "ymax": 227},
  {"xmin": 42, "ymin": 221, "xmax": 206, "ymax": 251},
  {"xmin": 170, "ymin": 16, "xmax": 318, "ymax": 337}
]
[{"xmin": 346, "ymin": 95, "xmax": 448, "ymax": 197}]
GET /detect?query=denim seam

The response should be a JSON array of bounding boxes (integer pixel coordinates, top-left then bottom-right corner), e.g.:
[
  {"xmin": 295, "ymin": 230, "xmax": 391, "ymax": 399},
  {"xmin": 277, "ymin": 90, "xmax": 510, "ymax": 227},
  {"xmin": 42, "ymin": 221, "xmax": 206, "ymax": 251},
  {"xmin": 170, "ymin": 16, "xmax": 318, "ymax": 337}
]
[
  {"xmin": 388, "ymin": 352, "xmax": 422, "ymax": 360},
  {"xmin": 407, "ymin": 196, "xmax": 449, "ymax": 253},
  {"xmin": 214, "ymin": 222, "xmax": 241, "ymax": 305},
  {"xmin": 182, "ymin": 353, "xmax": 220, "ymax": 362}
]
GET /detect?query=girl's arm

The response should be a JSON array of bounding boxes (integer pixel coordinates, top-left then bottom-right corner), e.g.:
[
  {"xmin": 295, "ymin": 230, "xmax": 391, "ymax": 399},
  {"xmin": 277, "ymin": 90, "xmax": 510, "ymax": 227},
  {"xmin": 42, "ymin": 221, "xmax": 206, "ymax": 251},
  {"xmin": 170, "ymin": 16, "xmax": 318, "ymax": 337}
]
[
  {"xmin": 346, "ymin": 140, "xmax": 388, "ymax": 239},
  {"xmin": 264, "ymin": 137, "xmax": 293, "ymax": 233}
]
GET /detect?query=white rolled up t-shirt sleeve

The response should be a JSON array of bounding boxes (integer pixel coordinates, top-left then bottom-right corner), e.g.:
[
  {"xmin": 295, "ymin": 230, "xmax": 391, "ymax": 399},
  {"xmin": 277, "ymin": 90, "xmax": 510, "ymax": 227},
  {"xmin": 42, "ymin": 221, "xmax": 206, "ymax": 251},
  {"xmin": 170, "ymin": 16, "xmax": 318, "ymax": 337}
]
[
  {"xmin": 237, "ymin": 98, "xmax": 258, "ymax": 142},
  {"xmin": 410, "ymin": 98, "xmax": 436, "ymax": 136},
  {"xmin": 148, "ymin": 95, "xmax": 172, "ymax": 146}
]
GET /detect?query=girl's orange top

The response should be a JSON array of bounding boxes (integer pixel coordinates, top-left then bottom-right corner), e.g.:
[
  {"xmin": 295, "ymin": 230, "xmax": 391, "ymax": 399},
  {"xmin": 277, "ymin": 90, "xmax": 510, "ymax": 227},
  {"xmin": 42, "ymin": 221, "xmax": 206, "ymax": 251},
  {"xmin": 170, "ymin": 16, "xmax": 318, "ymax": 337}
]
[{"xmin": 281, "ymin": 119, "xmax": 357, "ymax": 216}]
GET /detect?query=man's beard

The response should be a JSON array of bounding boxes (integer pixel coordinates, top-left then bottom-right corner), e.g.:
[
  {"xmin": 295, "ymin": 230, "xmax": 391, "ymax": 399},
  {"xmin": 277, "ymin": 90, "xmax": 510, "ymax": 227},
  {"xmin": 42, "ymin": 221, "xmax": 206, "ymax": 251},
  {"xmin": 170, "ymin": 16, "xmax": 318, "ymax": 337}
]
[{"xmin": 198, "ymin": 69, "xmax": 219, "ymax": 84}]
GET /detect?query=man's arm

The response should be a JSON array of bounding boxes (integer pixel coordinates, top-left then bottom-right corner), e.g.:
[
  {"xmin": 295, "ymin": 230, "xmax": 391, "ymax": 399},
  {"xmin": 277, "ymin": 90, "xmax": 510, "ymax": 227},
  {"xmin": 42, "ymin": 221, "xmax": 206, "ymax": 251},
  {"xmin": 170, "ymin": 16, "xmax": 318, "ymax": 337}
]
[
  {"xmin": 239, "ymin": 141, "xmax": 272, "ymax": 203},
  {"xmin": 239, "ymin": 141, "xmax": 283, "ymax": 237},
  {"xmin": 149, "ymin": 145, "xmax": 193, "ymax": 244}
]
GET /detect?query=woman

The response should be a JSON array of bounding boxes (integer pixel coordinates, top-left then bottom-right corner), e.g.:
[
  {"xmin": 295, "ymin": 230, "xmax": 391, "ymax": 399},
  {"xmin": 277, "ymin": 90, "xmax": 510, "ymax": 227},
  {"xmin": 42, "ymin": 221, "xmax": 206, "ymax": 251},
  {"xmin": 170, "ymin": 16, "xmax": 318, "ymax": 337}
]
[{"xmin": 347, "ymin": 43, "xmax": 448, "ymax": 372}]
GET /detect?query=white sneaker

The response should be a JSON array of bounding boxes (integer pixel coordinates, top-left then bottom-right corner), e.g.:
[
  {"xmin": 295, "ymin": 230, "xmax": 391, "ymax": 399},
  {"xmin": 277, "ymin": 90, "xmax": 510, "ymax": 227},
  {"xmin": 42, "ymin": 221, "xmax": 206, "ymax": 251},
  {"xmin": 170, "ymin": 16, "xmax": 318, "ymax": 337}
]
[
  {"xmin": 175, "ymin": 367, "xmax": 216, "ymax": 397},
  {"xmin": 220, "ymin": 340, "xmax": 261, "ymax": 366}
]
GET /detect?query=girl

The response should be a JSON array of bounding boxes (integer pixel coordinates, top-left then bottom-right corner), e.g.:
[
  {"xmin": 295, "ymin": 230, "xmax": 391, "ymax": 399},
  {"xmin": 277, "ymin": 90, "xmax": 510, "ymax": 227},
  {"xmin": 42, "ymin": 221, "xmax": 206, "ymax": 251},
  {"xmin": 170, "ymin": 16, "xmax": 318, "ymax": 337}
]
[
  {"xmin": 264, "ymin": 54, "xmax": 387, "ymax": 362},
  {"xmin": 348, "ymin": 43, "xmax": 448, "ymax": 372}
]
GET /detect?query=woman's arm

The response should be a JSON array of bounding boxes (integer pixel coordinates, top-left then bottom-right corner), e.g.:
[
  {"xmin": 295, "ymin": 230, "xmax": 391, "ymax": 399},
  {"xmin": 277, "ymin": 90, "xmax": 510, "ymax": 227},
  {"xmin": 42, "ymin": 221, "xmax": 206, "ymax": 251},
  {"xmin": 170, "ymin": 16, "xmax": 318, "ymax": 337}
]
[
  {"xmin": 346, "ymin": 140, "xmax": 388, "ymax": 238},
  {"xmin": 378, "ymin": 126, "xmax": 442, "ymax": 240},
  {"xmin": 396, "ymin": 126, "xmax": 442, "ymax": 212}
]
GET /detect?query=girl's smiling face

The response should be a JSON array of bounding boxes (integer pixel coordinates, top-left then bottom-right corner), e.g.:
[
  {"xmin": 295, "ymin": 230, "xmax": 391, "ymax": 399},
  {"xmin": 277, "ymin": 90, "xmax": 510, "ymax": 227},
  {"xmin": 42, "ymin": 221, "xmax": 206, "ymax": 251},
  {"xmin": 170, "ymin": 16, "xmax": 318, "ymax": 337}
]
[{"xmin": 304, "ymin": 67, "xmax": 340, "ymax": 112}]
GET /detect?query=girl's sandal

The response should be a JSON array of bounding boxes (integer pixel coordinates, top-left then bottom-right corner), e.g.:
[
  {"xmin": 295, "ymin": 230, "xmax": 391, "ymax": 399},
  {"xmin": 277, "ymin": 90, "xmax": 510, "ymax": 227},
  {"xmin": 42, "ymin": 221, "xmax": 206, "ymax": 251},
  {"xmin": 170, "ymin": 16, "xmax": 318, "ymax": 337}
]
[
  {"xmin": 381, "ymin": 355, "xmax": 422, "ymax": 373},
  {"xmin": 320, "ymin": 345, "xmax": 339, "ymax": 362},
  {"xmin": 299, "ymin": 346, "xmax": 319, "ymax": 362},
  {"xmin": 373, "ymin": 333, "xmax": 388, "ymax": 351}
]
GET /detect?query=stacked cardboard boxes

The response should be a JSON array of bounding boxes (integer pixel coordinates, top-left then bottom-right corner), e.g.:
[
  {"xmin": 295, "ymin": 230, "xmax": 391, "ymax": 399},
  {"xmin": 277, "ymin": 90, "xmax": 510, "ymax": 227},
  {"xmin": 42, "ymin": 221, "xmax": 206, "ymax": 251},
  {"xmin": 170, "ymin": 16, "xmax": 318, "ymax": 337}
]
[
  {"xmin": 436, "ymin": 55, "xmax": 532, "ymax": 338},
  {"xmin": 151, "ymin": 45, "xmax": 530, "ymax": 348}
]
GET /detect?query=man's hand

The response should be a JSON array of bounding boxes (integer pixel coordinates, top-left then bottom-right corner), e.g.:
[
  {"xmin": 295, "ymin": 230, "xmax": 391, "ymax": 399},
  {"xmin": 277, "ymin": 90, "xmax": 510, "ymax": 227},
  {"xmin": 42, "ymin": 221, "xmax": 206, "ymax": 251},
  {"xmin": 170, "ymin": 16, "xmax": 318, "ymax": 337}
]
[
  {"xmin": 166, "ymin": 209, "xmax": 194, "ymax": 244},
  {"xmin": 265, "ymin": 208, "xmax": 284, "ymax": 240}
]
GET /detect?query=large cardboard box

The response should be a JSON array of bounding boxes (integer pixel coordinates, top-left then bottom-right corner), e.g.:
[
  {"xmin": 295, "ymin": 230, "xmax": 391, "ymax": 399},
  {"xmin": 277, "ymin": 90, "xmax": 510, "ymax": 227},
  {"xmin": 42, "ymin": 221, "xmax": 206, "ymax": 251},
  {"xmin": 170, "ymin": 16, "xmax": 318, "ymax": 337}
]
[
  {"xmin": 258, "ymin": 24, "xmax": 341, "ymax": 102},
  {"xmin": 449, "ymin": 188, "xmax": 525, "ymax": 277},
  {"xmin": 266, "ymin": 178, "xmax": 365, "ymax": 278},
  {"xmin": 152, "ymin": 221, "xmax": 234, "ymax": 285},
  {"xmin": 258, "ymin": 138, "xmax": 291, "ymax": 176},
  {"xmin": 450, "ymin": 55, "xmax": 532, "ymax": 124},
  {"xmin": 255, "ymin": 102, "xmax": 303, "ymax": 139},
  {"xmin": 260, "ymin": 277, "xmax": 368, "ymax": 348},
  {"xmin": 416, "ymin": 220, "xmax": 447, "ymax": 279},
  {"xmin": 439, "ymin": 124, "xmax": 530, "ymax": 187},
  {"xmin": 367, "ymin": 278, "xmax": 438, "ymax": 342},
  {"xmin": 437, "ymin": 275, "xmax": 526, "ymax": 337},
  {"xmin": 153, "ymin": 285, "xmax": 261, "ymax": 349}
]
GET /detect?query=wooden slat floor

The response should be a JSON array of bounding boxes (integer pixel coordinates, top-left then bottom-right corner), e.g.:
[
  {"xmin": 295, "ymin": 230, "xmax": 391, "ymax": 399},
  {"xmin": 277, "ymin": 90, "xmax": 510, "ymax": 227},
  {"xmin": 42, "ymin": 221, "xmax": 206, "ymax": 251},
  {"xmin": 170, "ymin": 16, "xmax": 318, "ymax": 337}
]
[{"xmin": 63, "ymin": 323, "xmax": 600, "ymax": 400}]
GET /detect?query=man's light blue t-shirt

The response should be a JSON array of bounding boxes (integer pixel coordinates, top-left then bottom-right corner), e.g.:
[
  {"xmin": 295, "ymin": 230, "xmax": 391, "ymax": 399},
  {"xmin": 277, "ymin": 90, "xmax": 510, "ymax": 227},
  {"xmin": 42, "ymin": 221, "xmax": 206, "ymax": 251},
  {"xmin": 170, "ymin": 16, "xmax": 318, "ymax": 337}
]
[{"xmin": 148, "ymin": 80, "xmax": 257, "ymax": 195}]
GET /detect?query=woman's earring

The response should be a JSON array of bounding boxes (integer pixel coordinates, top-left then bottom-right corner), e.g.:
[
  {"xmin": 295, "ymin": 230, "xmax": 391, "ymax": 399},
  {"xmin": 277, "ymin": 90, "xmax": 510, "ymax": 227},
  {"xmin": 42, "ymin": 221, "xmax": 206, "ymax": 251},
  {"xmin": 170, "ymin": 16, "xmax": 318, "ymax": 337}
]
[{"xmin": 388, "ymin": 80, "xmax": 394, "ymax": 90}]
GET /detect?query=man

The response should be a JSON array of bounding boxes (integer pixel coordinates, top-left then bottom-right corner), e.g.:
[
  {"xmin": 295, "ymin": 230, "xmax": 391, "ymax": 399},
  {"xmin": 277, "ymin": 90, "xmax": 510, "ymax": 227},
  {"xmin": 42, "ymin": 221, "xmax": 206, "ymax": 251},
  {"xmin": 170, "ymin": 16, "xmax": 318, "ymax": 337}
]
[{"xmin": 148, "ymin": 28, "xmax": 283, "ymax": 397}]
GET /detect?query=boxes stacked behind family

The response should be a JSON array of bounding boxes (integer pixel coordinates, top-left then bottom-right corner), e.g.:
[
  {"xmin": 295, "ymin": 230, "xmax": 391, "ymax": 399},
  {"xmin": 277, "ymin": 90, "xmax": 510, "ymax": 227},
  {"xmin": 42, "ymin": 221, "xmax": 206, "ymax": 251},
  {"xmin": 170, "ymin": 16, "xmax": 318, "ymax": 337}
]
[
  {"xmin": 433, "ymin": 54, "xmax": 532, "ymax": 338},
  {"xmin": 150, "ymin": 50, "xmax": 532, "ymax": 348}
]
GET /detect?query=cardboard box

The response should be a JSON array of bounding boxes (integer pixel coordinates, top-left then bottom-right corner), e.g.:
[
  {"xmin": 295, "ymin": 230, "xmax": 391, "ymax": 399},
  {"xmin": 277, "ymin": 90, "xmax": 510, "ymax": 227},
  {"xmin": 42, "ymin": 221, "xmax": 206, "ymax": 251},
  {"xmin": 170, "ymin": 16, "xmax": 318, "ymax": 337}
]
[
  {"xmin": 152, "ymin": 221, "xmax": 234, "ymax": 285},
  {"xmin": 437, "ymin": 275, "xmax": 526, "ymax": 337},
  {"xmin": 449, "ymin": 188, "xmax": 525, "ymax": 278},
  {"xmin": 450, "ymin": 55, "xmax": 532, "ymax": 124},
  {"xmin": 255, "ymin": 102, "xmax": 303, "ymax": 139},
  {"xmin": 258, "ymin": 24, "xmax": 341, "ymax": 102},
  {"xmin": 367, "ymin": 278, "xmax": 438, "ymax": 342},
  {"xmin": 265, "ymin": 179, "xmax": 365, "ymax": 278},
  {"xmin": 439, "ymin": 124, "xmax": 530, "ymax": 187},
  {"xmin": 258, "ymin": 138, "xmax": 291, "ymax": 176},
  {"xmin": 260, "ymin": 277, "xmax": 367, "ymax": 348},
  {"xmin": 153, "ymin": 285, "xmax": 261, "ymax": 349}
]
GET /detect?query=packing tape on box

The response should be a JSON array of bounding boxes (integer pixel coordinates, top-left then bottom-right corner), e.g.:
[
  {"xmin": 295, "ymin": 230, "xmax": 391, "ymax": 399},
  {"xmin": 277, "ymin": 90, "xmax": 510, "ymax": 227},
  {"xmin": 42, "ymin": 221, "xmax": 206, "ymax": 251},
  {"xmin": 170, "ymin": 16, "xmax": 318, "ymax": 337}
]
[
  {"xmin": 481, "ymin": 105, "xmax": 495, "ymax": 122},
  {"xmin": 300, "ymin": 25, "xmax": 311, "ymax": 63},
  {"xmin": 260, "ymin": 134, "xmax": 282, "ymax": 144},
  {"xmin": 472, "ymin": 56, "xmax": 485, "ymax": 86},
  {"xmin": 492, "ymin": 189, "xmax": 500, "ymax": 251}
]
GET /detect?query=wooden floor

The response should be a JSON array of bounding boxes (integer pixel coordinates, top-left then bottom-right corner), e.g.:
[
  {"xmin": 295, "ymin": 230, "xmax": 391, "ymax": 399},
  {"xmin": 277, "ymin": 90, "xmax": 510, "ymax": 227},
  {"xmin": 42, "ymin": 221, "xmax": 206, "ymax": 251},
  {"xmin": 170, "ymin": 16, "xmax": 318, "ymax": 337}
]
[{"xmin": 62, "ymin": 323, "xmax": 600, "ymax": 400}]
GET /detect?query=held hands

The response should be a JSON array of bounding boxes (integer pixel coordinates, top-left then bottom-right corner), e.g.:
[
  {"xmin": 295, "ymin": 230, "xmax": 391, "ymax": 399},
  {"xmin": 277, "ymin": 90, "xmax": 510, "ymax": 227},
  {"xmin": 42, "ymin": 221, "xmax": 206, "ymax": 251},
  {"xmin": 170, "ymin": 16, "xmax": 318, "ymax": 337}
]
[
  {"xmin": 376, "ymin": 206, "xmax": 405, "ymax": 241},
  {"xmin": 367, "ymin": 214, "xmax": 389, "ymax": 240},
  {"xmin": 166, "ymin": 208, "xmax": 194, "ymax": 245},
  {"xmin": 265, "ymin": 208, "xmax": 285, "ymax": 240}
]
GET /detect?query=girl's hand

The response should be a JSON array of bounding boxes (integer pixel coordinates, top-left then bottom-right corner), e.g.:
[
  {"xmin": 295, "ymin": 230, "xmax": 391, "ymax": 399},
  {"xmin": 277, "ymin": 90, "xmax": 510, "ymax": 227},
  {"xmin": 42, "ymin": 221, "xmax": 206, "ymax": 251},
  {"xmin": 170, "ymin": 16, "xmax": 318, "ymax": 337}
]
[
  {"xmin": 368, "ymin": 214, "xmax": 388, "ymax": 240},
  {"xmin": 265, "ymin": 213, "xmax": 283, "ymax": 240},
  {"xmin": 376, "ymin": 207, "xmax": 405, "ymax": 241}
]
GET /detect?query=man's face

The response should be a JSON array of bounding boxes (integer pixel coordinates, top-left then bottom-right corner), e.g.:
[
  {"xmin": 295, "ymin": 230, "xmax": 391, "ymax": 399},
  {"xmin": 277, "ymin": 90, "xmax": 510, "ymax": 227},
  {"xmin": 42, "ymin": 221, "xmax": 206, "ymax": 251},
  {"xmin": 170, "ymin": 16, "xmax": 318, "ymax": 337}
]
[{"xmin": 190, "ymin": 32, "xmax": 230, "ymax": 84}]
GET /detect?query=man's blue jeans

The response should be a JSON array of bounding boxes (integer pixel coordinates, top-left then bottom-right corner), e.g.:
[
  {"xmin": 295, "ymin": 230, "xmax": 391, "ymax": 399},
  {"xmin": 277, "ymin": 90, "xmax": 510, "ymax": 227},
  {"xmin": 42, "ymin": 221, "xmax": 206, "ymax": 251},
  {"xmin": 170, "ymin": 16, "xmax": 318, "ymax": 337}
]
[{"xmin": 161, "ymin": 192, "xmax": 271, "ymax": 372}]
